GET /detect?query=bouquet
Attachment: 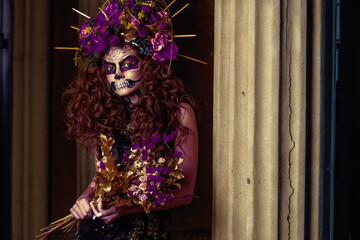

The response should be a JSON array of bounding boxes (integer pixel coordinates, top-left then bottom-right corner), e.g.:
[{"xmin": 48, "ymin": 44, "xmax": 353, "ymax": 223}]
[{"xmin": 36, "ymin": 130, "xmax": 185, "ymax": 239}]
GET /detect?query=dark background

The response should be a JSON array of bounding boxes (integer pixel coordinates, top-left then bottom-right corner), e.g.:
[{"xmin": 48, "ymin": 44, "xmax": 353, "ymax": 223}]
[{"xmin": 334, "ymin": 0, "xmax": 359, "ymax": 239}]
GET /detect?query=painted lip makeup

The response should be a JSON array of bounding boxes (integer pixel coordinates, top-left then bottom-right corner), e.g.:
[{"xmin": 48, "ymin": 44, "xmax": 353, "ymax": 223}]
[{"xmin": 110, "ymin": 78, "xmax": 141, "ymax": 91}]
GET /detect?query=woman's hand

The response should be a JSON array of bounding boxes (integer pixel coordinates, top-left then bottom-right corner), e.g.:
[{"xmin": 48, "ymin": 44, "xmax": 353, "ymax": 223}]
[
  {"xmin": 70, "ymin": 196, "xmax": 93, "ymax": 220},
  {"xmin": 90, "ymin": 198, "xmax": 123, "ymax": 224}
]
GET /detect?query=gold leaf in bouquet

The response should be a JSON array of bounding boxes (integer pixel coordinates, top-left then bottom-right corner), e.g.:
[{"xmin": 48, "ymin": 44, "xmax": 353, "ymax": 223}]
[
  {"xmin": 100, "ymin": 133, "xmax": 115, "ymax": 149},
  {"xmin": 170, "ymin": 170, "xmax": 184, "ymax": 180},
  {"xmin": 166, "ymin": 158, "xmax": 175, "ymax": 168},
  {"xmin": 174, "ymin": 157, "xmax": 183, "ymax": 170},
  {"xmin": 100, "ymin": 181, "xmax": 112, "ymax": 192}
]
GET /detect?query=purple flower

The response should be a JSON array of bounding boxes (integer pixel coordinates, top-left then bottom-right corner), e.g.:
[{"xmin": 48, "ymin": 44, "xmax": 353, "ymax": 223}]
[
  {"xmin": 163, "ymin": 167, "xmax": 170, "ymax": 175},
  {"xmin": 146, "ymin": 134, "xmax": 161, "ymax": 149},
  {"xmin": 103, "ymin": 2, "xmax": 122, "ymax": 26},
  {"xmin": 142, "ymin": 5, "xmax": 152, "ymax": 13},
  {"xmin": 128, "ymin": 191, "xmax": 134, "ymax": 197},
  {"xmin": 130, "ymin": 18, "xmax": 140, "ymax": 27},
  {"xmin": 165, "ymin": 194, "xmax": 172, "ymax": 204},
  {"xmin": 152, "ymin": 40, "xmax": 178, "ymax": 61},
  {"xmin": 157, "ymin": 10, "xmax": 170, "ymax": 19},
  {"xmin": 148, "ymin": 175, "xmax": 162, "ymax": 182},
  {"xmin": 150, "ymin": 13, "xmax": 160, "ymax": 23},
  {"xmin": 142, "ymin": 154, "xmax": 148, "ymax": 160},
  {"xmin": 89, "ymin": 35, "xmax": 107, "ymax": 53},
  {"xmin": 93, "ymin": 14, "xmax": 106, "ymax": 29},
  {"xmin": 158, "ymin": 22, "xmax": 166, "ymax": 30},
  {"xmin": 156, "ymin": 193, "xmax": 164, "ymax": 204},
  {"xmin": 108, "ymin": 35, "xmax": 120, "ymax": 46},
  {"xmin": 80, "ymin": 22, "xmax": 90, "ymax": 38},
  {"xmin": 137, "ymin": 25, "xmax": 149, "ymax": 38},
  {"xmin": 164, "ymin": 130, "xmax": 178, "ymax": 143},
  {"xmin": 103, "ymin": 1, "xmax": 120, "ymax": 18},
  {"xmin": 139, "ymin": 194, "xmax": 148, "ymax": 201},
  {"xmin": 99, "ymin": 161, "xmax": 105, "ymax": 170},
  {"xmin": 147, "ymin": 167, "xmax": 161, "ymax": 174},
  {"xmin": 132, "ymin": 142, "xmax": 140, "ymax": 150},
  {"xmin": 122, "ymin": 156, "xmax": 129, "ymax": 162},
  {"xmin": 128, "ymin": 0, "xmax": 135, "ymax": 6},
  {"xmin": 124, "ymin": 150, "xmax": 130, "ymax": 157},
  {"xmin": 79, "ymin": 38, "xmax": 87, "ymax": 46},
  {"xmin": 150, "ymin": 32, "xmax": 168, "ymax": 51},
  {"xmin": 82, "ymin": 45, "xmax": 93, "ymax": 55},
  {"xmin": 141, "ymin": 139, "xmax": 147, "ymax": 147},
  {"xmin": 139, "ymin": 183, "xmax": 147, "ymax": 191},
  {"xmin": 102, "ymin": 30, "xmax": 110, "ymax": 38},
  {"xmin": 139, "ymin": 175, "xmax": 147, "ymax": 182},
  {"xmin": 172, "ymin": 151, "xmax": 182, "ymax": 157},
  {"xmin": 149, "ymin": 184, "xmax": 157, "ymax": 192}
]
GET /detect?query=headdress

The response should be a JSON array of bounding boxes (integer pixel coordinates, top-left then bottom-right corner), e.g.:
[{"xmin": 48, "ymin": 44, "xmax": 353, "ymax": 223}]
[{"xmin": 57, "ymin": 0, "xmax": 206, "ymax": 68}]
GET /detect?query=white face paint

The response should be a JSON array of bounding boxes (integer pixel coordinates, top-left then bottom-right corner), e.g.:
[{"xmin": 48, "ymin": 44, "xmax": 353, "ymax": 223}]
[{"xmin": 104, "ymin": 45, "xmax": 143, "ymax": 102}]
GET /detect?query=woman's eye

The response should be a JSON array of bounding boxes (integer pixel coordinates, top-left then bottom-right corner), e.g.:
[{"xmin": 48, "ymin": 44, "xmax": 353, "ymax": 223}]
[
  {"xmin": 123, "ymin": 62, "xmax": 133, "ymax": 68},
  {"xmin": 107, "ymin": 66, "xmax": 114, "ymax": 71}
]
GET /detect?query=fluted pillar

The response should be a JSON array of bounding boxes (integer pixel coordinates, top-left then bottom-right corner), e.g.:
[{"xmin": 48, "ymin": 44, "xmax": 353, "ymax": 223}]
[
  {"xmin": 12, "ymin": 0, "xmax": 50, "ymax": 239},
  {"xmin": 213, "ymin": 0, "xmax": 309, "ymax": 239}
]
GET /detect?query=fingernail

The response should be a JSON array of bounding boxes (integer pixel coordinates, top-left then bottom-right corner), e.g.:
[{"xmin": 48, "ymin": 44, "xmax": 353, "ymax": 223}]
[
  {"xmin": 93, "ymin": 215, "xmax": 96, "ymax": 220},
  {"xmin": 96, "ymin": 213, "xmax": 102, "ymax": 217}
]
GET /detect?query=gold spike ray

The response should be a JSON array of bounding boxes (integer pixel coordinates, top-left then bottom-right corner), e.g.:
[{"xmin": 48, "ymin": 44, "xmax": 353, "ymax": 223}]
[
  {"xmin": 55, "ymin": 47, "xmax": 80, "ymax": 50},
  {"xmin": 72, "ymin": 8, "xmax": 91, "ymax": 19},
  {"xmin": 171, "ymin": 3, "xmax": 189, "ymax": 19},
  {"xmin": 177, "ymin": 54, "xmax": 207, "ymax": 65},
  {"xmin": 164, "ymin": 0, "xmax": 177, "ymax": 11},
  {"xmin": 70, "ymin": 26, "xmax": 80, "ymax": 31},
  {"xmin": 173, "ymin": 34, "xmax": 196, "ymax": 38}
]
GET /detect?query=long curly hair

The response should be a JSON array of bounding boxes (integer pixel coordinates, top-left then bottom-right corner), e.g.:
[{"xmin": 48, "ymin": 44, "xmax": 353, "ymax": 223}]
[{"xmin": 63, "ymin": 54, "xmax": 196, "ymax": 151}]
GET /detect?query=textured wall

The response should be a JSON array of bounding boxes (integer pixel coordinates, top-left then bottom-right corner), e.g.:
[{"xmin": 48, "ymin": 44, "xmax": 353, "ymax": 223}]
[
  {"xmin": 12, "ymin": 0, "xmax": 50, "ymax": 239},
  {"xmin": 213, "ymin": 0, "xmax": 310, "ymax": 239}
]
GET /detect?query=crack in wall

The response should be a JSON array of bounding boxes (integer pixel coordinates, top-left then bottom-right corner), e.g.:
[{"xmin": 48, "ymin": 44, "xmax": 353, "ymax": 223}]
[
  {"xmin": 285, "ymin": 2, "xmax": 296, "ymax": 239},
  {"xmin": 287, "ymin": 48, "xmax": 296, "ymax": 240}
]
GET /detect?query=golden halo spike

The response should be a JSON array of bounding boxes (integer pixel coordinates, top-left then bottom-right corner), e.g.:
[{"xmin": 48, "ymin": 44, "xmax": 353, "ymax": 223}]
[
  {"xmin": 54, "ymin": 47, "xmax": 80, "ymax": 51},
  {"xmin": 98, "ymin": 7, "xmax": 109, "ymax": 20},
  {"xmin": 164, "ymin": 0, "xmax": 177, "ymax": 11},
  {"xmin": 177, "ymin": 54, "xmax": 207, "ymax": 65},
  {"xmin": 171, "ymin": 3, "xmax": 189, "ymax": 19},
  {"xmin": 70, "ymin": 26, "xmax": 80, "ymax": 31},
  {"xmin": 173, "ymin": 34, "xmax": 197, "ymax": 38},
  {"xmin": 72, "ymin": 8, "xmax": 91, "ymax": 19}
]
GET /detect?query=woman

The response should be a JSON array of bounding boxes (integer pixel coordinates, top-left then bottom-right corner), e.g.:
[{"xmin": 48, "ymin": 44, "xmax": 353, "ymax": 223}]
[{"xmin": 62, "ymin": 1, "xmax": 198, "ymax": 238}]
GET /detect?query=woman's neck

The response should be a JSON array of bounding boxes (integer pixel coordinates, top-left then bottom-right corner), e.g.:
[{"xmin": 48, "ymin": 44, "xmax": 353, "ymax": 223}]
[{"xmin": 123, "ymin": 89, "xmax": 142, "ymax": 104}]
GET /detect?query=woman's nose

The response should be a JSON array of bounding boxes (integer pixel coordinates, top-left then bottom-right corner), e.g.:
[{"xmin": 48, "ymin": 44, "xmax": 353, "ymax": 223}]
[{"xmin": 114, "ymin": 74, "xmax": 122, "ymax": 80}]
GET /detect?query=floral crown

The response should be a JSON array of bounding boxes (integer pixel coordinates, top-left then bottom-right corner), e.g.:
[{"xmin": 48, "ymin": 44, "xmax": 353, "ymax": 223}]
[{"xmin": 57, "ymin": 0, "xmax": 206, "ymax": 68}]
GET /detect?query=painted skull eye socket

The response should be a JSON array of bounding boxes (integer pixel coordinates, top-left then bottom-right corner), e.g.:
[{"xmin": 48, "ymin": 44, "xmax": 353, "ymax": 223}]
[
  {"xmin": 104, "ymin": 55, "xmax": 140, "ymax": 75},
  {"xmin": 105, "ymin": 62, "xmax": 116, "ymax": 75},
  {"xmin": 120, "ymin": 56, "xmax": 139, "ymax": 73}
]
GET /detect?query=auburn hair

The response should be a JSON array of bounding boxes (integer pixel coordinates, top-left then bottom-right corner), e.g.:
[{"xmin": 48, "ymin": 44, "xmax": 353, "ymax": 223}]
[{"xmin": 63, "ymin": 54, "xmax": 196, "ymax": 151}]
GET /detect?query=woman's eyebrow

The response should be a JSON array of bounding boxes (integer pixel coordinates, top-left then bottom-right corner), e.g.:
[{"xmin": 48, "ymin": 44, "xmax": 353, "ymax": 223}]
[
  {"xmin": 120, "ymin": 55, "xmax": 139, "ymax": 65},
  {"xmin": 104, "ymin": 60, "xmax": 116, "ymax": 66}
]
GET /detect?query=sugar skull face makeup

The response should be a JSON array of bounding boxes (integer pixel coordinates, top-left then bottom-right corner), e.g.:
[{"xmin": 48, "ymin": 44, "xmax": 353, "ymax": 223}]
[{"xmin": 104, "ymin": 45, "xmax": 143, "ymax": 99}]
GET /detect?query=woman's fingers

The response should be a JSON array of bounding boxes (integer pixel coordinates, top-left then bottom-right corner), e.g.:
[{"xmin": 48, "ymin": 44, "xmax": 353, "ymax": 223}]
[
  {"xmin": 70, "ymin": 207, "xmax": 80, "ymax": 219},
  {"xmin": 71, "ymin": 197, "xmax": 93, "ymax": 220},
  {"xmin": 98, "ymin": 198, "xmax": 103, "ymax": 212},
  {"xmin": 97, "ymin": 206, "xmax": 122, "ymax": 223},
  {"xmin": 90, "ymin": 201, "xmax": 102, "ymax": 219}
]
